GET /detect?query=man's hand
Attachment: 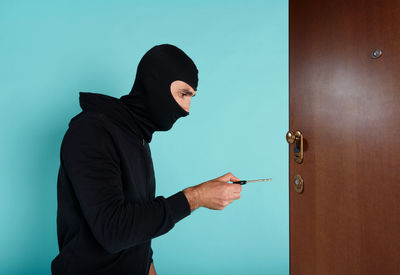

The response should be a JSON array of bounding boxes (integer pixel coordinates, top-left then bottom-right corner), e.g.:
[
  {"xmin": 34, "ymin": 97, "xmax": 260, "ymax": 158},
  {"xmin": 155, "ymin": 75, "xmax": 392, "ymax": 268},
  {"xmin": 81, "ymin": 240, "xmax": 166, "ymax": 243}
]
[
  {"xmin": 149, "ymin": 262, "xmax": 157, "ymax": 275},
  {"xmin": 183, "ymin": 172, "xmax": 242, "ymax": 211}
]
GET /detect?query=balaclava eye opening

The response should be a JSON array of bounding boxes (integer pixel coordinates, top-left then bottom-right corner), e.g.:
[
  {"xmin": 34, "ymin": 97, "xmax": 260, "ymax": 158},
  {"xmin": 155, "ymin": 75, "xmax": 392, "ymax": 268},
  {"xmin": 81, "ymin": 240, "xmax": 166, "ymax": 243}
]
[{"xmin": 119, "ymin": 44, "xmax": 199, "ymax": 143}]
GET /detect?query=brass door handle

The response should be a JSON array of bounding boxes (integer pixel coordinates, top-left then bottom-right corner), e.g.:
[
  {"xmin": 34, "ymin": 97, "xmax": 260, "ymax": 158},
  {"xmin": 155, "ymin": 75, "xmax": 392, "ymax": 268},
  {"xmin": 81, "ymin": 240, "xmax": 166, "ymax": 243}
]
[{"xmin": 286, "ymin": 130, "xmax": 304, "ymax": 164}]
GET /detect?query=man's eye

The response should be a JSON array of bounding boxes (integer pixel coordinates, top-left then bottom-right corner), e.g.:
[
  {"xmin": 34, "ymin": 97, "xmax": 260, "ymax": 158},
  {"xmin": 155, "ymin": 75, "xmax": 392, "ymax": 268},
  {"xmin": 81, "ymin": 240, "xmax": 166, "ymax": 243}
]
[{"xmin": 180, "ymin": 93, "xmax": 186, "ymax": 97}]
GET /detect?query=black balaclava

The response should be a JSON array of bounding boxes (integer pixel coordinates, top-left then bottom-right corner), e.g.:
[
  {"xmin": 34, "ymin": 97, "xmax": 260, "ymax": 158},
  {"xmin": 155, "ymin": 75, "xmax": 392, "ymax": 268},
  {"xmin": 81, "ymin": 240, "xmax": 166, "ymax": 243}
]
[{"xmin": 119, "ymin": 44, "xmax": 199, "ymax": 143}]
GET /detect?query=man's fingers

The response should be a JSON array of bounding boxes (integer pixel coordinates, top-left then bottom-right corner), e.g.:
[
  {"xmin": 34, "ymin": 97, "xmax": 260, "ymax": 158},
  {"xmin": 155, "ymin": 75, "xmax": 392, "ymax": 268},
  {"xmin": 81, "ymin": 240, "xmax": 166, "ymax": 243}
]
[
  {"xmin": 228, "ymin": 193, "xmax": 241, "ymax": 202},
  {"xmin": 227, "ymin": 192, "xmax": 241, "ymax": 200},
  {"xmin": 232, "ymin": 184, "xmax": 242, "ymax": 192}
]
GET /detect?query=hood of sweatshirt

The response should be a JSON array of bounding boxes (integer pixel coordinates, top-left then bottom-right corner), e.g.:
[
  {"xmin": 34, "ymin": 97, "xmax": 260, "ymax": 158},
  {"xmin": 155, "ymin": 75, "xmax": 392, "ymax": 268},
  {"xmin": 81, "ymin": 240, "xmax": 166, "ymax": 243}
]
[{"xmin": 76, "ymin": 91, "xmax": 148, "ymax": 142}]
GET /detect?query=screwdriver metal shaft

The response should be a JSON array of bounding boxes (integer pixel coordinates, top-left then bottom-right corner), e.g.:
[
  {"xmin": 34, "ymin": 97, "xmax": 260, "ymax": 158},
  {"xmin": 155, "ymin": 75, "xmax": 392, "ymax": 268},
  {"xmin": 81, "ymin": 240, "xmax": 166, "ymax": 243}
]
[{"xmin": 232, "ymin": 178, "xmax": 272, "ymax": 185}]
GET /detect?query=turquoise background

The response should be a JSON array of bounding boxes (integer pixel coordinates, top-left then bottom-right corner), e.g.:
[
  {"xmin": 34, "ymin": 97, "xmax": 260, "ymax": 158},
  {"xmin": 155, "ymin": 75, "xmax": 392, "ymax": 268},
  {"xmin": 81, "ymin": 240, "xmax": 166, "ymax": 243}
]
[{"xmin": 0, "ymin": 0, "xmax": 288, "ymax": 274}]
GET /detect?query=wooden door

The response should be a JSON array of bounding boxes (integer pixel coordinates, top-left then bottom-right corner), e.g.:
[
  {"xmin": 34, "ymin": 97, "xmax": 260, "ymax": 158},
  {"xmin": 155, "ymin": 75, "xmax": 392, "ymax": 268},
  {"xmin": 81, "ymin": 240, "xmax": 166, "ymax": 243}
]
[{"xmin": 289, "ymin": 1, "xmax": 400, "ymax": 274}]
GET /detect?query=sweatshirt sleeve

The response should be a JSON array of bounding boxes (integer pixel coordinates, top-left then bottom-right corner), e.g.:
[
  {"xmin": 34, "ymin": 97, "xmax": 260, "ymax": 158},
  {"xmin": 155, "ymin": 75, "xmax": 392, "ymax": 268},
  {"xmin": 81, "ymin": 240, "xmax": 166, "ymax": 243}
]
[{"xmin": 61, "ymin": 115, "xmax": 191, "ymax": 254}]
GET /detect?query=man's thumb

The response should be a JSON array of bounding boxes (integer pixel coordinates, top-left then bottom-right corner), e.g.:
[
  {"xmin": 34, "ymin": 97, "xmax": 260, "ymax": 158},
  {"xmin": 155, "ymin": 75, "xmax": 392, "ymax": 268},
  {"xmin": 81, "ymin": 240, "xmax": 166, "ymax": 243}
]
[{"xmin": 218, "ymin": 172, "xmax": 240, "ymax": 182}]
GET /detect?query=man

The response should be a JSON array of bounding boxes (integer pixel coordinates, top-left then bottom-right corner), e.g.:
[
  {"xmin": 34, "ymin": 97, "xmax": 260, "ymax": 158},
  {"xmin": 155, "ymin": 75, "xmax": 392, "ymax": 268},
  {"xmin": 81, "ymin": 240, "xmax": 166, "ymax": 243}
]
[{"xmin": 51, "ymin": 44, "xmax": 242, "ymax": 275}]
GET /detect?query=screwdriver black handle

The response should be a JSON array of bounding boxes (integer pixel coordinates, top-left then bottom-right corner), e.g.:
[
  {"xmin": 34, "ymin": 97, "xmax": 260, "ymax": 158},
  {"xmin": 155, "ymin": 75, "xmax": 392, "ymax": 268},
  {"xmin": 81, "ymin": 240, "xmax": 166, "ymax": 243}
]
[{"xmin": 232, "ymin": 180, "xmax": 247, "ymax": 185}]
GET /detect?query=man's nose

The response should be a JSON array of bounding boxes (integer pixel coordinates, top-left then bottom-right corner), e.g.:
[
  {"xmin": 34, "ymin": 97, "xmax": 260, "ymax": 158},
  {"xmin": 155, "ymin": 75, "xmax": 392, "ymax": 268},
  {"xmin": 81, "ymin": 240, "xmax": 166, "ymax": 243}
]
[{"xmin": 184, "ymin": 101, "xmax": 190, "ymax": 113}]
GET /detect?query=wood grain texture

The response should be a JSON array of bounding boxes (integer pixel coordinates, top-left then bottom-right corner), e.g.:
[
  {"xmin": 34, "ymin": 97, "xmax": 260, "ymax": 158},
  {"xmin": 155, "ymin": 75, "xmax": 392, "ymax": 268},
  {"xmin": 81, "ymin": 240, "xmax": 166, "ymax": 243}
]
[{"xmin": 289, "ymin": 0, "xmax": 400, "ymax": 274}]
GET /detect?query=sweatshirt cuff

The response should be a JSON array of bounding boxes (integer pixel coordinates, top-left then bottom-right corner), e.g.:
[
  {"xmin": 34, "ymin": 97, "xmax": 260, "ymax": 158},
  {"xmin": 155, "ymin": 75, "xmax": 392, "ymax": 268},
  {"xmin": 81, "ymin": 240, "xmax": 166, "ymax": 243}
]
[{"xmin": 166, "ymin": 191, "xmax": 191, "ymax": 224}]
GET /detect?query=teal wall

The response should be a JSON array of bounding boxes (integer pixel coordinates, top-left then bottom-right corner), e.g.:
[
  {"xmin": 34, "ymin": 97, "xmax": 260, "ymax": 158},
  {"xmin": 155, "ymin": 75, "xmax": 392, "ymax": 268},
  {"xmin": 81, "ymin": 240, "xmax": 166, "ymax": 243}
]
[{"xmin": 0, "ymin": 1, "xmax": 288, "ymax": 274}]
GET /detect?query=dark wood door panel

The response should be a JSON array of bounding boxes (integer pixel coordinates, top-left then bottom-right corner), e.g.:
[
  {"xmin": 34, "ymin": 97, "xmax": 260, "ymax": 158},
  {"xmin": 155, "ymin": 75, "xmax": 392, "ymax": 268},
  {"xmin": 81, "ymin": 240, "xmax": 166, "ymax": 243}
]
[{"xmin": 290, "ymin": 1, "xmax": 400, "ymax": 274}]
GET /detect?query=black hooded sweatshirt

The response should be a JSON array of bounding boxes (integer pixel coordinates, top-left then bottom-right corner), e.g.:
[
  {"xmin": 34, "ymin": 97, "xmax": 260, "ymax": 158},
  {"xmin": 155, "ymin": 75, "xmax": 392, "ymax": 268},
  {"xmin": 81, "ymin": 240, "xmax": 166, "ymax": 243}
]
[{"xmin": 51, "ymin": 44, "xmax": 199, "ymax": 274}]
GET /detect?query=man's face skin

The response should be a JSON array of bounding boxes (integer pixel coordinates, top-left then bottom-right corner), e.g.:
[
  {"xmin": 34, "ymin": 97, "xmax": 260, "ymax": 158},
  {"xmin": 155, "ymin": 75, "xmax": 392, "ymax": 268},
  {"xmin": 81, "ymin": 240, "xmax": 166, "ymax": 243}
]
[{"xmin": 170, "ymin": 80, "xmax": 196, "ymax": 113}]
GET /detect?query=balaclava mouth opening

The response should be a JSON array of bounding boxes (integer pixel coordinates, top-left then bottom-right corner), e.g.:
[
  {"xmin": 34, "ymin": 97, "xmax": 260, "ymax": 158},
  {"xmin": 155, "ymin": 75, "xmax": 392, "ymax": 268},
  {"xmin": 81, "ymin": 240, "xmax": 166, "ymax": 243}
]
[{"xmin": 119, "ymin": 44, "xmax": 199, "ymax": 143}]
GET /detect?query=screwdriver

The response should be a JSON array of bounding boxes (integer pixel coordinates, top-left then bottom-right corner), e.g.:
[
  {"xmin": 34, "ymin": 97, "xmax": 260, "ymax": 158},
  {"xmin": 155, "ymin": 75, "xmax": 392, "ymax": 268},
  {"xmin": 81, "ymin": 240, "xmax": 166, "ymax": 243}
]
[{"xmin": 232, "ymin": 178, "xmax": 272, "ymax": 185}]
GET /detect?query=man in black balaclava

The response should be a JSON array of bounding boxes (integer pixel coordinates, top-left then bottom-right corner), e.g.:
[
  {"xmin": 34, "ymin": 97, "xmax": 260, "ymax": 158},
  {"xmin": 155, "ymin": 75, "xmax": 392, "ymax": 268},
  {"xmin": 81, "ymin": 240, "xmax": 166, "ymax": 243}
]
[
  {"xmin": 51, "ymin": 44, "xmax": 242, "ymax": 275},
  {"xmin": 120, "ymin": 43, "xmax": 198, "ymax": 138}
]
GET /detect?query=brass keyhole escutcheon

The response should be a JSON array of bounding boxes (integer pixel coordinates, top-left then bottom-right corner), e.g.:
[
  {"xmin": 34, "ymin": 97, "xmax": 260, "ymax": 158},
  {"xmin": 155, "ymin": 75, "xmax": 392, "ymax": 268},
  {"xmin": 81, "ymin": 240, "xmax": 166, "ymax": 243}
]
[
  {"xmin": 286, "ymin": 130, "xmax": 304, "ymax": 164},
  {"xmin": 294, "ymin": 174, "xmax": 304, "ymax": 194}
]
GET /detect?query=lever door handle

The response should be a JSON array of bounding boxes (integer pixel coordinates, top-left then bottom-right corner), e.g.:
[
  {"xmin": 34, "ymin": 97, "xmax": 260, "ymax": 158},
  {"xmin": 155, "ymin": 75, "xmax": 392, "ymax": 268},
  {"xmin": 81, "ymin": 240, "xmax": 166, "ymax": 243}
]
[{"xmin": 286, "ymin": 130, "xmax": 304, "ymax": 164}]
